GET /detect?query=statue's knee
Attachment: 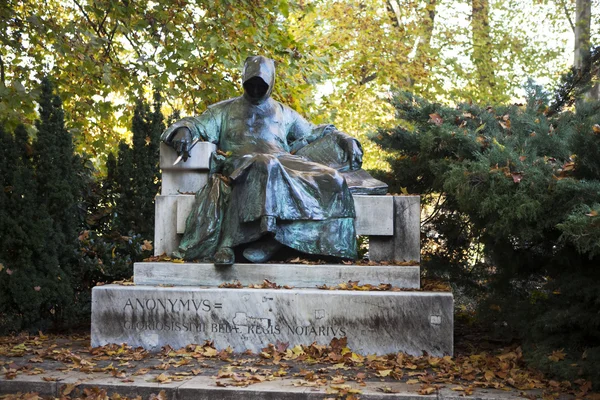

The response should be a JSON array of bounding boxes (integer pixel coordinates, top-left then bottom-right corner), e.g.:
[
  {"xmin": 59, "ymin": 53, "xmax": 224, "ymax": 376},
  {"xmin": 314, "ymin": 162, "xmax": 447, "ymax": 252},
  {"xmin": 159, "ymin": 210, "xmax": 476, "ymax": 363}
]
[{"xmin": 253, "ymin": 154, "xmax": 279, "ymax": 170}]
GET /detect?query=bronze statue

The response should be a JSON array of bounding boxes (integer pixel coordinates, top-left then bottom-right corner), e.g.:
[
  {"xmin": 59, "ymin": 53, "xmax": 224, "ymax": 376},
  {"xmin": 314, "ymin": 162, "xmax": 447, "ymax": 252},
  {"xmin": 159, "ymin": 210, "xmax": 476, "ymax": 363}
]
[{"xmin": 162, "ymin": 56, "xmax": 384, "ymax": 266}]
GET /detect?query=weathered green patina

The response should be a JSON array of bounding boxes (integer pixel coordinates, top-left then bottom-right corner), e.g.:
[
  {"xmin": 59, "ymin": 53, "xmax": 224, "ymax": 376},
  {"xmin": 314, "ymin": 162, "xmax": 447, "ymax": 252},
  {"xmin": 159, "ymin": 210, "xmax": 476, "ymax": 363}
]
[{"xmin": 162, "ymin": 56, "xmax": 380, "ymax": 266}]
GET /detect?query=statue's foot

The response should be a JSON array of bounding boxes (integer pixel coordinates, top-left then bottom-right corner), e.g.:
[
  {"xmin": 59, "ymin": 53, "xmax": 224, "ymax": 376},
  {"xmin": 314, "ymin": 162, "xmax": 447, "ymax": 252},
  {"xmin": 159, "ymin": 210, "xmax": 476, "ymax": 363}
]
[
  {"xmin": 214, "ymin": 247, "xmax": 235, "ymax": 267},
  {"xmin": 243, "ymin": 237, "xmax": 282, "ymax": 263}
]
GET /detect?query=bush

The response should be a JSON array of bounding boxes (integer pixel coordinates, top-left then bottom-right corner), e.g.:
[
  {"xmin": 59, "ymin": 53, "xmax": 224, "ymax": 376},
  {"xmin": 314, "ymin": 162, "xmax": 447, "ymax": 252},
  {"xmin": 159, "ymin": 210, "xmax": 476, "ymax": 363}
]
[
  {"xmin": 371, "ymin": 85, "xmax": 600, "ymax": 385},
  {"xmin": 0, "ymin": 79, "xmax": 85, "ymax": 332}
]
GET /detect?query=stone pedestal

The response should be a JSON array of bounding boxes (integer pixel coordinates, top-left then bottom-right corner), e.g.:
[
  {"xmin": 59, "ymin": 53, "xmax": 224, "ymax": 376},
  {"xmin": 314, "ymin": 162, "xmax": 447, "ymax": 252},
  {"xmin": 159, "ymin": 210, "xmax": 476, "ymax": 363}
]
[
  {"xmin": 92, "ymin": 282, "xmax": 453, "ymax": 356},
  {"xmin": 93, "ymin": 145, "xmax": 453, "ymax": 358}
]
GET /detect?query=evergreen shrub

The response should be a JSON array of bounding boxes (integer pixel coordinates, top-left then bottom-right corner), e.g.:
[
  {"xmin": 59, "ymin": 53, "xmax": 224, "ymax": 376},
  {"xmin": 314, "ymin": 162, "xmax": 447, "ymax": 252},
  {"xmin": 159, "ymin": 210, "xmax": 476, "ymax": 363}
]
[
  {"xmin": 370, "ymin": 85, "xmax": 600, "ymax": 385},
  {"xmin": 0, "ymin": 79, "xmax": 85, "ymax": 332}
]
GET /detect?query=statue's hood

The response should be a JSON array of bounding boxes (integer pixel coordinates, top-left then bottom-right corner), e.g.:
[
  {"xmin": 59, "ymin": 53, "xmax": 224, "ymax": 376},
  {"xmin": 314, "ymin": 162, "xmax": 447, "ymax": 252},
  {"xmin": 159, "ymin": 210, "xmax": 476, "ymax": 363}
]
[{"xmin": 242, "ymin": 56, "xmax": 275, "ymax": 105}]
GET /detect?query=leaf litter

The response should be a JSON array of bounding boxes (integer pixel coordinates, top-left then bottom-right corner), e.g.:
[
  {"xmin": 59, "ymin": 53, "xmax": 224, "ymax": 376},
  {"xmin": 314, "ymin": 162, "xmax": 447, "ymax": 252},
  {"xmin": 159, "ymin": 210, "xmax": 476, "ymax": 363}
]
[{"xmin": 0, "ymin": 329, "xmax": 596, "ymax": 399}]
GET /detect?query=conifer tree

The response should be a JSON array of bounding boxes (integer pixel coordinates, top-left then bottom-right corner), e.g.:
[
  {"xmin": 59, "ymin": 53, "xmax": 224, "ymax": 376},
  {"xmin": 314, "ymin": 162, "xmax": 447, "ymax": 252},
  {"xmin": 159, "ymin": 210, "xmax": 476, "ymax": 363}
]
[
  {"xmin": 112, "ymin": 92, "xmax": 163, "ymax": 239},
  {"xmin": 33, "ymin": 78, "xmax": 80, "ymax": 273},
  {"xmin": 371, "ymin": 84, "xmax": 600, "ymax": 386},
  {"xmin": 0, "ymin": 79, "xmax": 84, "ymax": 332}
]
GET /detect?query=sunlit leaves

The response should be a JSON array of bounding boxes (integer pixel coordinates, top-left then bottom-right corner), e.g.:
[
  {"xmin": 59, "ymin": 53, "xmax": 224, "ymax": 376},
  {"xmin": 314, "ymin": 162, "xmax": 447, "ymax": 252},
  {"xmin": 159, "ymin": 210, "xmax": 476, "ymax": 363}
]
[{"xmin": 1, "ymin": 0, "xmax": 324, "ymax": 169}]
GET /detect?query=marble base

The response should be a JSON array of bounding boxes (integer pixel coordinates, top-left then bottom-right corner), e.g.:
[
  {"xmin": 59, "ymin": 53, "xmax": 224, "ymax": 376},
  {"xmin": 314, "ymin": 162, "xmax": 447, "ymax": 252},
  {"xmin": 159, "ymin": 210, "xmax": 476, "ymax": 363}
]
[
  {"xmin": 370, "ymin": 196, "xmax": 421, "ymax": 263},
  {"xmin": 91, "ymin": 285, "xmax": 453, "ymax": 356},
  {"xmin": 134, "ymin": 262, "xmax": 420, "ymax": 288}
]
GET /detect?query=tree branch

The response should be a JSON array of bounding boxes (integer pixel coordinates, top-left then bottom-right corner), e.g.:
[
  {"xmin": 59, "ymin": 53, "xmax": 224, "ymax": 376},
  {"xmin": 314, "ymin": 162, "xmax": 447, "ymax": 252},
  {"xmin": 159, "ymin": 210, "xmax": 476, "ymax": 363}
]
[
  {"xmin": 72, "ymin": 0, "xmax": 116, "ymax": 62},
  {"xmin": 559, "ymin": 0, "xmax": 575, "ymax": 33},
  {"xmin": 72, "ymin": 0, "xmax": 102, "ymax": 37},
  {"xmin": 359, "ymin": 72, "xmax": 377, "ymax": 85},
  {"xmin": 386, "ymin": 0, "xmax": 402, "ymax": 27}
]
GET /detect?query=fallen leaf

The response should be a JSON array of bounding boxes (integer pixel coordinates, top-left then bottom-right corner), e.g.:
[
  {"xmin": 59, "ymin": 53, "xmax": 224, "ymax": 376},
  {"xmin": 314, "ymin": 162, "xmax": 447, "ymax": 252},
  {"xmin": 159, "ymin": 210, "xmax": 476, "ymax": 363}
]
[
  {"xmin": 378, "ymin": 386, "xmax": 400, "ymax": 393},
  {"xmin": 62, "ymin": 383, "xmax": 78, "ymax": 396},
  {"xmin": 428, "ymin": 113, "xmax": 443, "ymax": 126},
  {"xmin": 418, "ymin": 385, "xmax": 436, "ymax": 395},
  {"xmin": 548, "ymin": 349, "xmax": 566, "ymax": 362},
  {"xmin": 155, "ymin": 373, "xmax": 172, "ymax": 383},
  {"xmin": 511, "ymin": 172, "xmax": 523, "ymax": 183}
]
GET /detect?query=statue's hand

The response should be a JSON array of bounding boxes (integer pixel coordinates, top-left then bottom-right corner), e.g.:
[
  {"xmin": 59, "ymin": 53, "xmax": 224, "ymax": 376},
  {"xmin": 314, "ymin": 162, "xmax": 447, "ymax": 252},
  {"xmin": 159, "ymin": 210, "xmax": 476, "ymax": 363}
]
[
  {"xmin": 339, "ymin": 136, "xmax": 363, "ymax": 171},
  {"xmin": 168, "ymin": 127, "xmax": 193, "ymax": 162}
]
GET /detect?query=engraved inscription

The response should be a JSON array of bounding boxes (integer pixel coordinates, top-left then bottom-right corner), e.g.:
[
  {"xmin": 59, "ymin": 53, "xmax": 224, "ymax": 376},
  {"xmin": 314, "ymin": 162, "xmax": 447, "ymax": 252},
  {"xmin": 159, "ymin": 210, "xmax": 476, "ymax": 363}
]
[
  {"xmin": 123, "ymin": 297, "xmax": 212, "ymax": 313},
  {"xmin": 123, "ymin": 320, "xmax": 207, "ymax": 332},
  {"xmin": 119, "ymin": 297, "xmax": 348, "ymax": 338}
]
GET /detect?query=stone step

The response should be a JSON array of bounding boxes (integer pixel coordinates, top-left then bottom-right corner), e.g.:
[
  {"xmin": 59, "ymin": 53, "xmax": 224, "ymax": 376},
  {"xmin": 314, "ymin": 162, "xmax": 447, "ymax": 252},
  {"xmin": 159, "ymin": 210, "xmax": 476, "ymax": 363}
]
[
  {"xmin": 134, "ymin": 262, "xmax": 420, "ymax": 288},
  {"xmin": 0, "ymin": 372, "xmax": 530, "ymax": 400},
  {"xmin": 91, "ymin": 285, "xmax": 453, "ymax": 357}
]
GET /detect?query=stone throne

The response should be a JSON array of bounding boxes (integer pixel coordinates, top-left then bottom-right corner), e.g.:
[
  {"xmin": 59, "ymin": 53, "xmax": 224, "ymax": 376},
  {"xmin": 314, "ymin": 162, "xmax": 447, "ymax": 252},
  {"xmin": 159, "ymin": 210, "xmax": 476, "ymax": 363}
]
[{"xmin": 91, "ymin": 143, "xmax": 454, "ymax": 356}]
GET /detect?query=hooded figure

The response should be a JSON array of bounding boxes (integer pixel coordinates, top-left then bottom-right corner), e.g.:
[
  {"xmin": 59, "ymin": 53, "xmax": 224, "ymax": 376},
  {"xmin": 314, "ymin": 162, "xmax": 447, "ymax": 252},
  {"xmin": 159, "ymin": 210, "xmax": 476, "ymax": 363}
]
[{"xmin": 162, "ymin": 56, "xmax": 364, "ymax": 265}]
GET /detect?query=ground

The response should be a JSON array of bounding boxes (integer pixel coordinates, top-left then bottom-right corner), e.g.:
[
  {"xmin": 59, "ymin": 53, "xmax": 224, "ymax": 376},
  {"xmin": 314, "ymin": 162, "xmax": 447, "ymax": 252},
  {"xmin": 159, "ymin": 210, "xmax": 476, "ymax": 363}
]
[{"xmin": 0, "ymin": 317, "xmax": 596, "ymax": 400}]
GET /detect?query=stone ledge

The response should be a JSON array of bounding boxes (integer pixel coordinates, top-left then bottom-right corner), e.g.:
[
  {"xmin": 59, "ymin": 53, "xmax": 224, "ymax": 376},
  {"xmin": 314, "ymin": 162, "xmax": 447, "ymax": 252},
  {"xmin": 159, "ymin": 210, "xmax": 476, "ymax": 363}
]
[
  {"xmin": 91, "ymin": 285, "xmax": 453, "ymax": 356},
  {"xmin": 134, "ymin": 262, "xmax": 420, "ymax": 288}
]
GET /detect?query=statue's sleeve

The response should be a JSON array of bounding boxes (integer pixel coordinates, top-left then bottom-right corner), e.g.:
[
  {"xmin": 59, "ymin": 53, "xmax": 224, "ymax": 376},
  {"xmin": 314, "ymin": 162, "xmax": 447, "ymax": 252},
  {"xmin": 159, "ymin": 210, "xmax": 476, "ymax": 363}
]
[
  {"xmin": 284, "ymin": 105, "xmax": 336, "ymax": 153},
  {"xmin": 161, "ymin": 107, "xmax": 221, "ymax": 145}
]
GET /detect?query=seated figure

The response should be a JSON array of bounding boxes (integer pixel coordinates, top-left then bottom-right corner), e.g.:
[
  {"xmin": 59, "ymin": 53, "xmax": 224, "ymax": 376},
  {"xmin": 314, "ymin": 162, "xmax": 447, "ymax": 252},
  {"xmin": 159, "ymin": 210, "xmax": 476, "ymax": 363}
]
[{"xmin": 162, "ymin": 56, "xmax": 381, "ymax": 266}]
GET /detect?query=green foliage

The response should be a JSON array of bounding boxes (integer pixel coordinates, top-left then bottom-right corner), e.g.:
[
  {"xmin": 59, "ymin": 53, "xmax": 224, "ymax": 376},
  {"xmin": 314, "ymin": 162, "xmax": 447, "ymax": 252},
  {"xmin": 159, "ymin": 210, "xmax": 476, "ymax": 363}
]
[
  {"xmin": 80, "ymin": 94, "xmax": 164, "ymax": 284},
  {"xmin": 0, "ymin": 79, "xmax": 85, "ymax": 333},
  {"xmin": 550, "ymin": 45, "xmax": 600, "ymax": 115},
  {"xmin": 0, "ymin": 79, "xmax": 160, "ymax": 333},
  {"xmin": 372, "ymin": 85, "xmax": 600, "ymax": 385},
  {"xmin": 0, "ymin": 0, "xmax": 328, "ymax": 168},
  {"xmin": 111, "ymin": 93, "xmax": 164, "ymax": 238},
  {"xmin": 78, "ymin": 231, "xmax": 153, "ymax": 285}
]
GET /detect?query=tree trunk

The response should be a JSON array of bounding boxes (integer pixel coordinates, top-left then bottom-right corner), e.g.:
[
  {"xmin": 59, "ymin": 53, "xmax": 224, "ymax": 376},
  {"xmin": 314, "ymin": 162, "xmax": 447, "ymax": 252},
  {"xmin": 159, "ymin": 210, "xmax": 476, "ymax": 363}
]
[
  {"xmin": 574, "ymin": 0, "xmax": 591, "ymax": 69},
  {"xmin": 471, "ymin": 0, "xmax": 495, "ymax": 98}
]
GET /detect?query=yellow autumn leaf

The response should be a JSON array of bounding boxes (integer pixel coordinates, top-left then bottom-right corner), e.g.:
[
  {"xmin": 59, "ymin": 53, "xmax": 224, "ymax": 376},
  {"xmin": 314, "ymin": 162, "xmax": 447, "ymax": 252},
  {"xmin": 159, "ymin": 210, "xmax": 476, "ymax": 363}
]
[
  {"xmin": 548, "ymin": 349, "xmax": 566, "ymax": 362},
  {"xmin": 418, "ymin": 386, "xmax": 436, "ymax": 395},
  {"xmin": 376, "ymin": 369, "xmax": 392, "ymax": 377},
  {"xmin": 203, "ymin": 347, "xmax": 218, "ymax": 357},
  {"xmin": 156, "ymin": 373, "xmax": 171, "ymax": 383}
]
